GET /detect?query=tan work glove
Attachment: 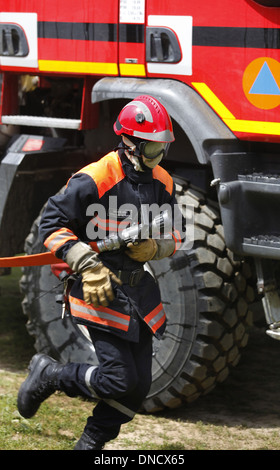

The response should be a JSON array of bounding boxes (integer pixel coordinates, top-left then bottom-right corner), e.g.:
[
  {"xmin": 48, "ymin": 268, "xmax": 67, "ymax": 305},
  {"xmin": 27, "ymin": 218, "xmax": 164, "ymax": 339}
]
[
  {"xmin": 126, "ymin": 238, "xmax": 176, "ymax": 262},
  {"xmin": 65, "ymin": 241, "xmax": 122, "ymax": 307},
  {"xmin": 82, "ymin": 264, "xmax": 122, "ymax": 307},
  {"xmin": 126, "ymin": 238, "xmax": 158, "ymax": 262}
]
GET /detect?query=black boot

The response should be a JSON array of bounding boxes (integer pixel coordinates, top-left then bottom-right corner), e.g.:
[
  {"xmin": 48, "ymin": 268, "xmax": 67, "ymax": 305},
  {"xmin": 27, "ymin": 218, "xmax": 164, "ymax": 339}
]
[
  {"xmin": 17, "ymin": 353, "xmax": 64, "ymax": 419},
  {"xmin": 74, "ymin": 431, "xmax": 105, "ymax": 450}
]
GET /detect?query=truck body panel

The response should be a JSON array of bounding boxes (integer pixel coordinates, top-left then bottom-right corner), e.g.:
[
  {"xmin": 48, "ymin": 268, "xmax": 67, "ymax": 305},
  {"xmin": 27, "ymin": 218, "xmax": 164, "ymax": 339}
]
[{"xmin": 1, "ymin": 1, "xmax": 280, "ymax": 141}]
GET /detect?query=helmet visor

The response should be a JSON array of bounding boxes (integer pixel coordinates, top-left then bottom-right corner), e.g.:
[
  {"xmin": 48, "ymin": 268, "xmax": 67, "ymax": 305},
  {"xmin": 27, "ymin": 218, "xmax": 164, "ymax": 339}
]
[{"xmin": 140, "ymin": 141, "xmax": 169, "ymax": 159}]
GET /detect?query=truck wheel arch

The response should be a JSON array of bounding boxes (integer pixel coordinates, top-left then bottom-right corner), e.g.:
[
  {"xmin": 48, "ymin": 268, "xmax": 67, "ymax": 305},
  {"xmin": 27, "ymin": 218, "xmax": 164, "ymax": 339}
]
[{"xmin": 91, "ymin": 77, "xmax": 235, "ymax": 164}]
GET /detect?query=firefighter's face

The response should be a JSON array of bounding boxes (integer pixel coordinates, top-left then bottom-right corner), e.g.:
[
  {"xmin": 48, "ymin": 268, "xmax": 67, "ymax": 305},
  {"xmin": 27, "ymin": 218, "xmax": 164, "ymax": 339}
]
[{"xmin": 122, "ymin": 135, "xmax": 164, "ymax": 169}]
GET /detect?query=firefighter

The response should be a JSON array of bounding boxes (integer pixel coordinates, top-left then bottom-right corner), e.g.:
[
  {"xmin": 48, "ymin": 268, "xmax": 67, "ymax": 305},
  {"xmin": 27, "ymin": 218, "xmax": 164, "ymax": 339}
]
[{"xmin": 17, "ymin": 95, "xmax": 182, "ymax": 450}]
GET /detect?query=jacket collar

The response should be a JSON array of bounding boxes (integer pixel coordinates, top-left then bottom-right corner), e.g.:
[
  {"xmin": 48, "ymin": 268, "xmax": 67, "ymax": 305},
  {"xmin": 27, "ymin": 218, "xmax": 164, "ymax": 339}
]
[{"xmin": 117, "ymin": 148, "xmax": 154, "ymax": 184}]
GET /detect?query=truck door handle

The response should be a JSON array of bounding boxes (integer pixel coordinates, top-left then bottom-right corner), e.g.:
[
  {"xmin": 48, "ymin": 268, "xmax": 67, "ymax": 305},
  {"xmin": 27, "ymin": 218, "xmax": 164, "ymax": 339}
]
[
  {"xmin": 0, "ymin": 24, "xmax": 29, "ymax": 57},
  {"xmin": 146, "ymin": 26, "xmax": 182, "ymax": 63}
]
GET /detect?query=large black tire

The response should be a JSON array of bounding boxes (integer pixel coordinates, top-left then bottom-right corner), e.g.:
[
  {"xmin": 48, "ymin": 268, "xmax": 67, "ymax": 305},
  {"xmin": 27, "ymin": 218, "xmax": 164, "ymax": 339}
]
[
  {"xmin": 143, "ymin": 178, "xmax": 254, "ymax": 411},
  {"xmin": 20, "ymin": 179, "xmax": 254, "ymax": 411}
]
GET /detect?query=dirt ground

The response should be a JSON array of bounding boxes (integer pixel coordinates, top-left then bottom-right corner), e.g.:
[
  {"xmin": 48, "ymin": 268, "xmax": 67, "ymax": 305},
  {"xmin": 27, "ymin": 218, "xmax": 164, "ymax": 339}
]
[{"xmin": 105, "ymin": 324, "xmax": 280, "ymax": 450}]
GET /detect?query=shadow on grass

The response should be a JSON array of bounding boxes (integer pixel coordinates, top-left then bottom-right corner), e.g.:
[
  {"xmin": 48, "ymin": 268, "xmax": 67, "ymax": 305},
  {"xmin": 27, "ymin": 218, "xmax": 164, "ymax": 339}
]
[{"xmin": 155, "ymin": 324, "xmax": 280, "ymax": 432}]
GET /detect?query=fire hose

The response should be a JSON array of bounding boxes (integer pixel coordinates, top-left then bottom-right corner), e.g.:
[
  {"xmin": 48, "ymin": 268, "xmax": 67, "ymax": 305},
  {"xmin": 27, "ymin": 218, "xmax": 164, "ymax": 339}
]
[{"xmin": 0, "ymin": 252, "xmax": 62, "ymax": 267}]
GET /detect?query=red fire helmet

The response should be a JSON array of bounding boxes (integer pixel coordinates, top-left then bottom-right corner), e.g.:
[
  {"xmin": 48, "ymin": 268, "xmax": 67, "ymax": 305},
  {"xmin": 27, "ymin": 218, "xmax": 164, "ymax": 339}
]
[{"xmin": 114, "ymin": 95, "xmax": 175, "ymax": 143}]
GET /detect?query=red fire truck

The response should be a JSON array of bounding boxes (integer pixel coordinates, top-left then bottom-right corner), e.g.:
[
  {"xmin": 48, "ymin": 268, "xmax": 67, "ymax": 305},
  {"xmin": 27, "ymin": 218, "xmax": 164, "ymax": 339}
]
[{"xmin": 0, "ymin": 0, "xmax": 280, "ymax": 412}]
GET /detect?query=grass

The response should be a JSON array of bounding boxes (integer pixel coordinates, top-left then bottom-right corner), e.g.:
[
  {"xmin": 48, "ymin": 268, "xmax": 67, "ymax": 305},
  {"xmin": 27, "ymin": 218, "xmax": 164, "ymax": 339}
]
[{"xmin": 0, "ymin": 387, "xmax": 91, "ymax": 450}]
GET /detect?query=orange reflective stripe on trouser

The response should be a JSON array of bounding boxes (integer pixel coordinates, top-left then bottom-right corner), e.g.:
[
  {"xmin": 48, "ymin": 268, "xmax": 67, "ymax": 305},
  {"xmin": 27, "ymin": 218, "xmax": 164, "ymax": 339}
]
[
  {"xmin": 44, "ymin": 228, "xmax": 78, "ymax": 254},
  {"xmin": 144, "ymin": 303, "xmax": 166, "ymax": 335},
  {"xmin": 69, "ymin": 295, "xmax": 130, "ymax": 331}
]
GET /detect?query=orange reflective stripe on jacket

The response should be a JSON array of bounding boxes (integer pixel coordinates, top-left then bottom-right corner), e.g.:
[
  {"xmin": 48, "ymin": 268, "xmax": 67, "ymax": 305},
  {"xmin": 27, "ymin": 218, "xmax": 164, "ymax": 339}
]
[
  {"xmin": 153, "ymin": 165, "xmax": 174, "ymax": 196},
  {"xmin": 44, "ymin": 228, "xmax": 78, "ymax": 254},
  {"xmin": 69, "ymin": 295, "xmax": 130, "ymax": 331},
  {"xmin": 76, "ymin": 151, "xmax": 126, "ymax": 198},
  {"xmin": 89, "ymin": 214, "xmax": 130, "ymax": 233}
]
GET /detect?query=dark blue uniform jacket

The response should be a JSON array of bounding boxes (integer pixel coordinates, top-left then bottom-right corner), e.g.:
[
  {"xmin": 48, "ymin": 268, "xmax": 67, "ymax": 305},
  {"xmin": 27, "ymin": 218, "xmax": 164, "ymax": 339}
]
[{"xmin": 39, "ymin": 149, "xmax": 181, "ymax": 342}]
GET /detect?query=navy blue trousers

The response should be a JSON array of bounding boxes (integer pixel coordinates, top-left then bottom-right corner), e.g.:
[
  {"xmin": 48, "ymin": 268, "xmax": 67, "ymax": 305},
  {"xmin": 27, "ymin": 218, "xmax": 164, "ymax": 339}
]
[{"xmin": 58, "ymin": 321, "xmax": 153, "ymax": 443}]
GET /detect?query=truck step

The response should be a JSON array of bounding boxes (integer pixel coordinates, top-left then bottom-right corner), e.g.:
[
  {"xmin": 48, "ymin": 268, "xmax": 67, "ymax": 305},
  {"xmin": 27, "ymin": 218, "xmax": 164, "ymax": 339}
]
[
  {"xmin": 238, "ymin": 172, "xmax": 280, "ymax": 184},
  {"xmin": 243, "ymin": 234, "xmax": 280, "ymax": 258},
  {"xmin": 1, "ymin": 115, "xmax": 81, "ymax": 129},
  {"xmin": 243, "ymin": 234, "xmax": 280, "ymax": 248}
]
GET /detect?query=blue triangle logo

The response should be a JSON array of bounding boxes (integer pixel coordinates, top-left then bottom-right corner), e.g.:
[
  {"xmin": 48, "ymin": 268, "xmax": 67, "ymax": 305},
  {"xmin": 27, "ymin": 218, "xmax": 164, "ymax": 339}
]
[{"xmin": 249, "ymin": 61, "xmax": 280, "ymax": 95}]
